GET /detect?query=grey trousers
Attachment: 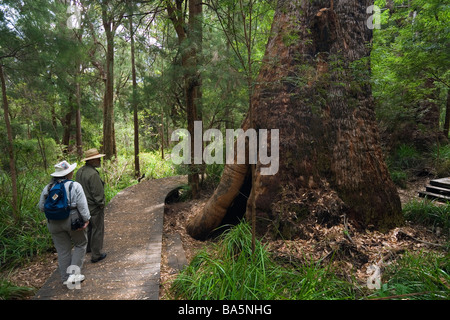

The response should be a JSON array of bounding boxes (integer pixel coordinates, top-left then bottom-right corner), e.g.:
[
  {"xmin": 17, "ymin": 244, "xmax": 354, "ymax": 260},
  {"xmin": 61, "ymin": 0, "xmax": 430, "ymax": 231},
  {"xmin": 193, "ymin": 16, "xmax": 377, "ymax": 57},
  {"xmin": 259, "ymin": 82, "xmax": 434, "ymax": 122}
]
[
  {"xmin": 87, "ymin": 206, "xmax": 105, "ymax": 260},
  {"xmin": 47, "ymin": 218, "xmax": 87, "ymax": 282}
]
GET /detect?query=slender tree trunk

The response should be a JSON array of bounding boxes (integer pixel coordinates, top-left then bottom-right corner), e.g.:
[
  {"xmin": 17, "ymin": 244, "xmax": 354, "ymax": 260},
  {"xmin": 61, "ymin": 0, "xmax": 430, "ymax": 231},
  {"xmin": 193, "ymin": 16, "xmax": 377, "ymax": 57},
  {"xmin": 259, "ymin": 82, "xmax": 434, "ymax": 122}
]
[
  {"xmin": 130, "ymin": 14, "xmax": 140, "ymax": 178},
  {"xmin": 62, "ymin": 97, "xmax": 73, "ymax": 151},
  {"xmin": 166, "ymin": 0, "xmax": 202, "ymax": 198},
  {"xmin": 187, "ymin": 0, "xmax": 403, "ymax": 240},
  {"xmin": 35, "ymin": 122, "xmax": 48, "ymax": 171},
  {"xmin": 413, "ymin": 78, "xmax": 442, "ymax": 150},
  {"xmin": 51, "ymin": 105, "xmax": 60, "ymax": 145},
  {"xmin": 0, "ymin": 64, "xmax": 19, "ymax": 221},
  {"xmin": 102, "ymin": 5, "xmax": 117, "ymax": 160},
  {"xmin": 186, "ymin": 0, "xmax": 202, "ymax": 198},
  {"xmin": 443, "ymin": 91, "xmax": 450, "ymax": 138},
  {"xmin": 74, "ymin": 29, "xmax": 84, "ymax": 159},
  {"xmin": 75, "ymin": 77, "xmax": 83, "ymax": 159},
  {"xmin": 161, "ymin": 109, "xmax": 165, "ymax": 160}
]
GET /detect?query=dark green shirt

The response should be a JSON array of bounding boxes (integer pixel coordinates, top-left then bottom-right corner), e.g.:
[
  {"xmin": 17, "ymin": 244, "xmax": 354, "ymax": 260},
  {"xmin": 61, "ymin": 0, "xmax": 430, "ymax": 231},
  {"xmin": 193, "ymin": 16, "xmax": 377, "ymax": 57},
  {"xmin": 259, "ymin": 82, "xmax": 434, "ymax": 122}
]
[{"xmin": 75, "ymin": 164, "xmax": 105, "ymax": 210}]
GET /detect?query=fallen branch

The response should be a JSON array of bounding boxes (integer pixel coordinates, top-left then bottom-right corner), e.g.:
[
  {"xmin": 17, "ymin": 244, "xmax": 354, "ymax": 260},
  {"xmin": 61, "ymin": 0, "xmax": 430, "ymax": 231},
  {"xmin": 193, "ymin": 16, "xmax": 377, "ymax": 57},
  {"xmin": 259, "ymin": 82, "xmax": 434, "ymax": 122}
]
[{"xmin": 397, "ymin": 230, "xmax": 447, "ymax": 248}]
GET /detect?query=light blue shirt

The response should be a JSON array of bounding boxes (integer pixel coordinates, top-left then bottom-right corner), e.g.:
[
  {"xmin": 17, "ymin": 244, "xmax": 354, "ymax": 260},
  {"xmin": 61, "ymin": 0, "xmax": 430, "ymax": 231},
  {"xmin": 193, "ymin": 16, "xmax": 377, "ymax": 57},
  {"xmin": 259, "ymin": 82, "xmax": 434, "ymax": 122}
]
[{"xmin": 38, "ymin": 179, "xmax": 91, "ymax": 222}]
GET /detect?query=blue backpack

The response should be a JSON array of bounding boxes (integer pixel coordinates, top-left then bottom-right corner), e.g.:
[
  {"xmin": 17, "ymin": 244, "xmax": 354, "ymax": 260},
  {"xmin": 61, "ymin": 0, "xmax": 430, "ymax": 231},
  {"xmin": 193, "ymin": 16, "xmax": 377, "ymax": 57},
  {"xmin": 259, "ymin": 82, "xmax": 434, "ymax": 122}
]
[{"xmin": 44, "ymin": 180, "xmax": 74, "ymax": 220}]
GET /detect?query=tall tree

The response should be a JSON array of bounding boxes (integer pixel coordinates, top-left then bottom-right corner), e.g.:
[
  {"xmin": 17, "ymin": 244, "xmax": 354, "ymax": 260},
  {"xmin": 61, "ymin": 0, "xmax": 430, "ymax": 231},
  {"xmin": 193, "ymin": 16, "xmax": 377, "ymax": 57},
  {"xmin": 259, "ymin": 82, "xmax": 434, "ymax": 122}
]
[
  {"xmin": 0, "ymin": 0, "xmax": 40, "ymax": 221},
  {"xmin": 0, "ymin": 63, "xmax": 18, "ymax": 220},
  {"xmin": 129, "ymin": 10, "xmax": 140, "ymax": 177},
  {"xmin": 187, "ymin": 0, "xmax": 403, "ymax": 240},
  {"xmin": 75, "ymin": 65, "xmax": 83, "ymax": 159},
  {"xmin": 100, "ymin": 0, "xmax": 125, "ymax": 159},
  {"xmin": 166, "ymin": 0, "xmax": 203, "ymax": 198}
]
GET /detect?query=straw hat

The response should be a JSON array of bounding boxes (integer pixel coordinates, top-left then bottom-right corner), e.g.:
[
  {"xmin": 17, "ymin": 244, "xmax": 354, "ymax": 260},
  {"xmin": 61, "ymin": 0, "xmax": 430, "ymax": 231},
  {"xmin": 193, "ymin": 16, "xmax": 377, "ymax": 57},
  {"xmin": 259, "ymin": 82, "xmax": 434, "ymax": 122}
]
[
  {"xmin": 82, "ymin": 148, "xmax": 106, "ymax": 162},
  {"xmin": 51, "ymin": 160, "xmax": 77, "ymax": 177}
]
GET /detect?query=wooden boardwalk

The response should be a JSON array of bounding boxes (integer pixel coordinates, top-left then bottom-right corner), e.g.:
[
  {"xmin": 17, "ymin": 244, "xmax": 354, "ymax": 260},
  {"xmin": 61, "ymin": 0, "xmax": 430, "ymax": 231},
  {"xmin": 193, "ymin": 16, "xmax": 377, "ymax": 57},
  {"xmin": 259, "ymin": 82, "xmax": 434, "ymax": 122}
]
[
  {"xmin": 419, "ymin": 177, "xmax": 450, "ymax": 202},
  {"xmin": 34, "ymin": 176, "xmax": 187, "ymax": 300}
]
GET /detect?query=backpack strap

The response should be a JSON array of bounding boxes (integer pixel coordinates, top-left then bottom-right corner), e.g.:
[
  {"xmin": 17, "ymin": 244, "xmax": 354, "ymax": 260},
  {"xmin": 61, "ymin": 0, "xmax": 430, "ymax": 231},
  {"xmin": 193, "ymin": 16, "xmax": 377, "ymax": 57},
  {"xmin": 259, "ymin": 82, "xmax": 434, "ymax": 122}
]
[{"xmin": 68, "ymin": 180, "xmax": 77, "ymax": 210}]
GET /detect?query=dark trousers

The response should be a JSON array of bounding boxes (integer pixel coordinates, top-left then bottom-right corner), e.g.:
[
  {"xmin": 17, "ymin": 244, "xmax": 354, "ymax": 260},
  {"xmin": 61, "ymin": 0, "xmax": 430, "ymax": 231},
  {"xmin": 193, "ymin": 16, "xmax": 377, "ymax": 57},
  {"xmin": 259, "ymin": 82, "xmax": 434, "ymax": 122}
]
[{"xmin": 87, "ymin": 206, "xmax": 104, "ymax": 260}]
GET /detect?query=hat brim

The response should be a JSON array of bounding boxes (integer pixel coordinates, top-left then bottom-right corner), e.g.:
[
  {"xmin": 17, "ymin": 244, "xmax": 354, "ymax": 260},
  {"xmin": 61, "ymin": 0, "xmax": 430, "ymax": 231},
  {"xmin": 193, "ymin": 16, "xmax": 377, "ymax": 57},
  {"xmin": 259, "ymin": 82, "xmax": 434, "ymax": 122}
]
[
  {"xmin": 50, "ymin": 163, "xmax": 77, "ymax": 177},
  {"xmin": 82, "ymin": 154, "xmax": 106, "ymax": 162}
]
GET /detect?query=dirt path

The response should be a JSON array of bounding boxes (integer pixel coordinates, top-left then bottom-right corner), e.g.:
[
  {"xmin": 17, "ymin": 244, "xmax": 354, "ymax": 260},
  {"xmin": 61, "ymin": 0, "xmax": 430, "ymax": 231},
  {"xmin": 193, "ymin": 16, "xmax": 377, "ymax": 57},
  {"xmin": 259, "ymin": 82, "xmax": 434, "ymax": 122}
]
[{"xmin": 34, "ymin": 176, "xmax": 187, "ymax": 300}]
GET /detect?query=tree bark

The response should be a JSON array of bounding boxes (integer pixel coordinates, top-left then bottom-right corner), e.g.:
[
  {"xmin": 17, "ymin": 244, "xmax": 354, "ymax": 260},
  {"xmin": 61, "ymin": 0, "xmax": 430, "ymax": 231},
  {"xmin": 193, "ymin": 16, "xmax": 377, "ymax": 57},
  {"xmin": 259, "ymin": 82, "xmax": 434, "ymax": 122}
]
[
  {"xmin": 412, "ymin": 78, "xmax": 444, "ymax": 151},
  {"xmin": 62, "ymin": 97, "xmax": 73, "ymax": 151},
  {"xmin": 444, "ymin": 91, "xmax": 450, "ymax": 138},
  {"xmin": 161, "ymin": 109, "xmax": 165, "ymax": 159},
  {"xmin": 166, "ymin": 0, "xmax": 202, "ymax": 198},
  {"xmin": 102, "ymin": 3, "xmax": 118, "ymax": 160},
  {"xmin": 0, "ymin": 63, "xmax": 19, "ymax": 221},
  {"xmin": 130, "ymin": 14, "xmax": 140, "ymax": 178},
  {"xmin": 75, "ymin": 77, "xmax": 83, "ymax": 159},
  {"xmin": 187, "ymin": 0, "xmax": 403, "ymax": 240},
  {"xmin": 74, "ymin": 29, "xmax": 84, "ymax": 159},
  {"xmin": 186, "ymin": 0, "xmax": 202, "ymax": 198}
]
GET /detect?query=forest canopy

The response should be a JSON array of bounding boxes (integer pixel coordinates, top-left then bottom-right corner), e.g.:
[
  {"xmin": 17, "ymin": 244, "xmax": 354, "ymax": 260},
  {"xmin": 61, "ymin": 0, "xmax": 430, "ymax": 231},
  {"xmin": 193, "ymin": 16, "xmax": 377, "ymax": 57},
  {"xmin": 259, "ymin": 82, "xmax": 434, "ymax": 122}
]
[{"xmin": 1, "ymin": 0, "xmax": 448, "ymax": 179}]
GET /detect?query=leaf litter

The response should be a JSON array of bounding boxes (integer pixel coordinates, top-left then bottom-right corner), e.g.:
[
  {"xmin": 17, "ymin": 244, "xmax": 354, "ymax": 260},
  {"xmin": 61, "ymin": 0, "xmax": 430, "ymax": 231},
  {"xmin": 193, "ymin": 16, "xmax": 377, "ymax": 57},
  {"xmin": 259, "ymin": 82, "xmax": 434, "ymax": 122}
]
[{"xmin": 160, "ymin": 176, "xmax": 449, "ymax": 297}]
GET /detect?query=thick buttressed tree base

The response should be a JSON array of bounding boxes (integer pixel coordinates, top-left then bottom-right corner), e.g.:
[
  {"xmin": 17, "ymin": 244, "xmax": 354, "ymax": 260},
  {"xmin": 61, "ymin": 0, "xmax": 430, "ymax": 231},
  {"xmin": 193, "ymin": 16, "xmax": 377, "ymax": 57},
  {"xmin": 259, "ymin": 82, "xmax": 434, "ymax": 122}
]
[{"xmin": 187, "ymin": 0, "xmax": 403, "ymax": 240}]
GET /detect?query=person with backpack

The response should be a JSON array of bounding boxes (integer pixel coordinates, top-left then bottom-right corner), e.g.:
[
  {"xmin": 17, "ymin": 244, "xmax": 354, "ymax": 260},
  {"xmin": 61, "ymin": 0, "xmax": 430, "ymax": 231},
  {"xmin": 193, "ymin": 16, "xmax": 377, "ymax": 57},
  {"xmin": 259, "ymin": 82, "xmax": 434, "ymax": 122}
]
[{"xmin": 38, "ymin": 160, "xmax": 90, "ymax": 287}]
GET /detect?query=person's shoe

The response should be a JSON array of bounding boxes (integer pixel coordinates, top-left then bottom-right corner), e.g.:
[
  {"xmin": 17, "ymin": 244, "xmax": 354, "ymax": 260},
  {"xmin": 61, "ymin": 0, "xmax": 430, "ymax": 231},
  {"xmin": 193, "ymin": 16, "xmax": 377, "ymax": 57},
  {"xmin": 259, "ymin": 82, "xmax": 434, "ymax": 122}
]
[
  {"xmin": 91, "ymin": 253, "xmax": 107, "ymax": 263},
  {"xmin": 63, "ymin": 274, "xmax": 85, "ymax": 286}
]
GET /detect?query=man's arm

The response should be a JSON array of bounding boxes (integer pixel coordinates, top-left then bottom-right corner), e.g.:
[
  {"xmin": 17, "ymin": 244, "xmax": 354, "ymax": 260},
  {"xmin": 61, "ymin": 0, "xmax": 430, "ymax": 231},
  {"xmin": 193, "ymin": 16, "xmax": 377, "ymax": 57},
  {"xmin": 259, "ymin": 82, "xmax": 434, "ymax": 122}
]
[{"xmin": 88, "ymin": 172, "xmax": 105, "ymax": 207}]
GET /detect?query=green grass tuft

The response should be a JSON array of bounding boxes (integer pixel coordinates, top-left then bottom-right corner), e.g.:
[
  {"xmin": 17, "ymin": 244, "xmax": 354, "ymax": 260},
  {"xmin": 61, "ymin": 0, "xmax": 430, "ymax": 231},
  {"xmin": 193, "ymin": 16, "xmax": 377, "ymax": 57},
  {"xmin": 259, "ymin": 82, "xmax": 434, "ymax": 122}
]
[
  {"xmin": 170, "ymin": 222, "xmax": 356, "ymax": 300},
  {"xmin": 370, "ymin": 251, "xmax": 450, "ymax": 300}
]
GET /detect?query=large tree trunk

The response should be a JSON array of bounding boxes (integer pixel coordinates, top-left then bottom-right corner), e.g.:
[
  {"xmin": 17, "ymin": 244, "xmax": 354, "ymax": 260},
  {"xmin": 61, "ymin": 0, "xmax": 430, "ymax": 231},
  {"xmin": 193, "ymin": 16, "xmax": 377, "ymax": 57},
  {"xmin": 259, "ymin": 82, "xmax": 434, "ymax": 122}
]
[{"xmin": 187, "ymin": 0, "xmax": 403, "ymax": 240}]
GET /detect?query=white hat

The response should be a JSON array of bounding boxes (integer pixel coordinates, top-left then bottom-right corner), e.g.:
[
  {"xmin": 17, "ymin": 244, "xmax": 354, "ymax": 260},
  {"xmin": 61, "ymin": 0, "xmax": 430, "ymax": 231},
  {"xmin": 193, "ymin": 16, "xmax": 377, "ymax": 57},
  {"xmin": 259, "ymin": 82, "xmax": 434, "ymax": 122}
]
[{"xmin": 51, "ymin": 161, "xmax": 77, "ymax": 177}]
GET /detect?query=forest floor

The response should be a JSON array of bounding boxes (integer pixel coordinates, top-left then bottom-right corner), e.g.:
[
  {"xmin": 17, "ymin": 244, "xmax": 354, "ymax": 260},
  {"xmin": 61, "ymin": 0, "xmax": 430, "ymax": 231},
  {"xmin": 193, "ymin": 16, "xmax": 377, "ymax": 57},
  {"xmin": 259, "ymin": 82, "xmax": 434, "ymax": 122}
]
[
  {"xmin": 3, "ymin": 176, "xmax": 448, "ymax": 299},
  {"xmin": 159, "ymin": 175, "xmax": 449, "ymax": 298}
]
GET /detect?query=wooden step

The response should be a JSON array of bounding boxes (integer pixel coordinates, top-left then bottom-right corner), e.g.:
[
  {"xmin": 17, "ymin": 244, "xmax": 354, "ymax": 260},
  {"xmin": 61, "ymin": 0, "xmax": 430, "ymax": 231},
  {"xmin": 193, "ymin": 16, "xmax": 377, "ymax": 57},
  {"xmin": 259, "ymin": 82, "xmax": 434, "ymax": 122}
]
[
  {"xmin": 418, "ymin": 190, "xmax": 450, "ymax": 203},
  {"xmin": 429, "ymin": 177, "xmax": 450, "ymax": 189},
  {"xmin": 425, "ymin": 184, "xmax": 450, "ymax": 196}
]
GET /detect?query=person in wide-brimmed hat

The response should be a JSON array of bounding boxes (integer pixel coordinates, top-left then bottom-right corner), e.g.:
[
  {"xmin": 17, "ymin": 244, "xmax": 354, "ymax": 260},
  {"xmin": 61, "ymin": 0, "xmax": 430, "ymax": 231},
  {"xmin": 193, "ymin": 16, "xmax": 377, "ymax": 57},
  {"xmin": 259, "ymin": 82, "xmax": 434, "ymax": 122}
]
[
  {"xmin": 38, "ymin": 160, "xmax": 90, "ymax": 286},
  {"xmin": 75, "ymin": 149, "xmax": 107, "ymax": 263},
  {"xmin": 81, "ymin": 148, "xmax": 106, "ymax": 162}
]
